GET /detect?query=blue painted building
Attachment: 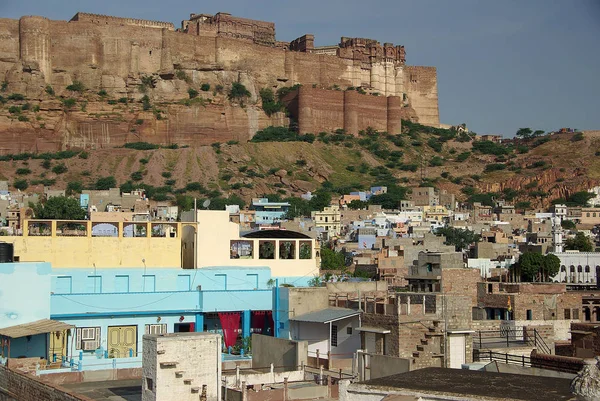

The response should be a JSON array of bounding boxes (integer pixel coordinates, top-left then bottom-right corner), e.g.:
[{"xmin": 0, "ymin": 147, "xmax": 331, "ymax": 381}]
[
  {"xmin": 251, "ymin": 198, "xmax": 290, "ymax": 225},
  {"xmin": 49, "ymin": 266, "xmax": 274, "ymax": 358}
]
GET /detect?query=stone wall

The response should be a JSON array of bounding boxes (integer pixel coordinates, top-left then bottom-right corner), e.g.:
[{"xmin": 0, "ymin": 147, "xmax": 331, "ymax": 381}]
[
  {"xmin": 0, "ymin": 365, "xmax": 92, "ymax": 401},
  {"xmin": 404, "ymin": 66, "xmax": 440, "ymax": 127},
  {"xmin": 284, "ymin": 87, "xmax": 402, "ymax": 136}
]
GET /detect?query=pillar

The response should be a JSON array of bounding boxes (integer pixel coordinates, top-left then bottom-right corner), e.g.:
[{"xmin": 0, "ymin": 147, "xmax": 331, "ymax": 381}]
[
  {"xmin": 195, "ymin": 313, "xmax": 204, "ymax": 332},
  {"xmin": 242, "ymin": 310, "xmax": 251, "ymax": 338}
]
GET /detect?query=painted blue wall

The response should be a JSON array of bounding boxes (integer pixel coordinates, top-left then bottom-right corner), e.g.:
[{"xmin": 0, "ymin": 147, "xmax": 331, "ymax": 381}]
[
  {"xmin": 6, "ymin": 334, "xmax": 48, "ymax": 359},
  {"xmin": 0, "ymin": 262, "xmax": 51, "ymax": 329}
]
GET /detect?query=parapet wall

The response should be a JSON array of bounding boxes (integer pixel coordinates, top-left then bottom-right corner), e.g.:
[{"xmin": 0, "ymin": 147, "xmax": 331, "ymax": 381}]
[
  {"xmin": 70, "ymin": 12, "xmax": 174, "ymax": 30},
  {"xmin": 285, "ymin": 87, "xmax": 402, "ymax": 135}
]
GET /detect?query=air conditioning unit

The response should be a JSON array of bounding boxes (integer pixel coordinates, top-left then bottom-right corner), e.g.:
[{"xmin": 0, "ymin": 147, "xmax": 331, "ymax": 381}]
[{"xmin": 83, "ymin": 341, "xmax": 98, "ymax": 351}]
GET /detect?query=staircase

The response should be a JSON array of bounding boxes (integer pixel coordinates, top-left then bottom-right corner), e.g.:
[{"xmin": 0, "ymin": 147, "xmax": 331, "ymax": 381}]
[{"xmin": 400, "ymin": 320, "xmax": 444, "ymax": 370}]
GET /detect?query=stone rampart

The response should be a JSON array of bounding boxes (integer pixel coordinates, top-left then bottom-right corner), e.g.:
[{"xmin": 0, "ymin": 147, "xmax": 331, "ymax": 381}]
[
  {"xmin": 70, "ymin": 12, "xmax": 174, "ymax": 30},
  {"xmin": 285, "ymin": 87, "xmax": 402, "ymax": 135}
]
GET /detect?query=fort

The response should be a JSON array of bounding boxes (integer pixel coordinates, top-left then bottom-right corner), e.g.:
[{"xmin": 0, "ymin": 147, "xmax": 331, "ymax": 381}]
[{"xmin": 0, "ymin": 11, "xmax": 439, "ymax": 151}]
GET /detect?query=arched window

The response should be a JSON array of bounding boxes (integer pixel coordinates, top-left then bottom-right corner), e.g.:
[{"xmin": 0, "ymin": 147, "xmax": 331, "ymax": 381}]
[
  {"xmin": 570, "ymin": 266, "xmax": 576, "ymax": 273},
  {"xmin": 586, "ymin": 266, "xmax": 591, "ymax": 273},
  {"xmin": 578, "ymin": 266, "xmax": 583, "ymax": 273},
  {"xmin": 561, "ymin": 266, "xmax": 566, "ymax": 272}
]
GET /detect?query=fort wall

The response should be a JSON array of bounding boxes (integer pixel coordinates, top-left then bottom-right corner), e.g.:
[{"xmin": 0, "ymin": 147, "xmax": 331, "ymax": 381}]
[
  {"xmin": 0, "ymin": 12, "xmax": 439, "ymax": 151},
  {"xmin": 286, "ymin": 87, "xmax": 402, "ymax": 136}
]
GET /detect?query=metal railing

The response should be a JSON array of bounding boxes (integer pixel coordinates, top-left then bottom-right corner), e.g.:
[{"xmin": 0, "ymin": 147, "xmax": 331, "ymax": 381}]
[
  {"xmin": 473, "ymin": 327, "xmax": 552, "ymax": 355},
  {"xmin": 474, "ymin": 350, "xmax": 581, "ymax": 374}
]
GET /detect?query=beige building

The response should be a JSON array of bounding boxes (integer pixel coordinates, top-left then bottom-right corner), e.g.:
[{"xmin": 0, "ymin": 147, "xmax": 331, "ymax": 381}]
[
  {"xmin": 182, "ymin": 210, "xmax": 318, "ymax": 279},
  {"xmin": 311, "ymin": 205, "xmax": 342, "ymax": 240},
  {"xmin": 581, "ymin": 207, "xmax": 600, "ymax": 225}
]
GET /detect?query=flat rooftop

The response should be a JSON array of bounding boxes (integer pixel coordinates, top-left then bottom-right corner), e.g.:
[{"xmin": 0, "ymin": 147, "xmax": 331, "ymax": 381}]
[
  {"xmin": 361, "ymin": 367, "xmax": 575, "ymax": 401},
  {"xmin": 63, "ymin": 379, "xmax": 141, "ymax": 401}
]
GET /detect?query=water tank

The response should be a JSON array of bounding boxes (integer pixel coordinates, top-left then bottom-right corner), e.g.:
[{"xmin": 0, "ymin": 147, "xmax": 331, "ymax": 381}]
[{"xmin": 0, "ymin": 242, "xmax": 14, "ymax": 263}]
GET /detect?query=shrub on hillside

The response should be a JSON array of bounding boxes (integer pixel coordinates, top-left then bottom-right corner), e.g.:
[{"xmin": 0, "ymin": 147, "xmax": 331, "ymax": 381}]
[{"xmin": 124, "ymin": 142, "xmax": 160, "ymax": 150}]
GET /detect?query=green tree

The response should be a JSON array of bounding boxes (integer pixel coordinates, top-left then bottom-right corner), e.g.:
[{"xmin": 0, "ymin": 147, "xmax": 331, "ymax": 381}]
[
  {"xmin": 516, "ymin": 128, "xmax": 533, "ymax": 139},
  {"xmin": 95, "ymin": 176, "xmax": 117, "ymax": 190},
  {"xmin": 436, "ymin": 227, "xmax": 480, "ymax": 251},
  {"xmin": 565, "ymin": 232, "xmax": 594, "ymax": 252},
  {"xmin": 347, "ymin": 200, "xmax": 368, "ymax": 210},
  {"xmin": 284, "ymin": 197, "xmax": 312, "ymax": 219},
  {"xmin": 34, "ymin": 196, "xmax": 85, "ymax": 220},
  {"xmin": 561, "ymin": 220, "xmax": 576, "ymax": 230},
  {"xmin": 320, "ymin": 245, "xmax": 345, "ymax": 270},
  {"xmin": 516, "ymin": 252, "xmax": 545, "ymax": 282},
  {"xmin": 567, "ymin": 191, "xmax": 595, "ymax": 207},
  {"xmin": 309, "ymin": 190, "xmax": 332, "ymax": 211},
  {"xmin": 542, "ymin": 254, "xmax": 561, "ymax": 282}
]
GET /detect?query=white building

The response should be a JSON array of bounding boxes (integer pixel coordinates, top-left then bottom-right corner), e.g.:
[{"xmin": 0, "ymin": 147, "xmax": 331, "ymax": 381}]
[
  {"xmin": 142, "ymin": 332, "xmax": 221, "ymax": 401},
  {"xmin": 551, "ymin": 252, "xmax": 600, "ymax": 284}
]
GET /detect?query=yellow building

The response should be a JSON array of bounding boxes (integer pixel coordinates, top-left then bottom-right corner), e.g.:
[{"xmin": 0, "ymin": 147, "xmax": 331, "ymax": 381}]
[
  {"xmin": 4, "ymin": 219, "xmax": 189, "ymax": 268},
  {"xmin": 311, "ymin": 205, "xmax": 342, "ymax": 240},
  {"xmin": 423, "ymin": 205, "xmax": 450, "ymax": 222}
]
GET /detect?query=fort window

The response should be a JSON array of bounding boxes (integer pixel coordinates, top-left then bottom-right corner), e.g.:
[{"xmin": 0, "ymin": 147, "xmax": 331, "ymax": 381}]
[
  {"xmin": 258, "ymin": 241, "xmax": 275, "ymax": 259},
  {"xmin": 279, "ymin": 241, "xmax": 296, "ymax": 259},
  {"xmin": 488, "ymin": 284, "xmax": 493, "ymax": 293},
  {"xmin": 578, "ymin": 266, "xmax": 583, "ymax": 273},
  {"xmin": 230, "ymin": 240, "xmax": 253, "ymax": 259},
  {"xmin": 526, "ymin": 310, "xmax": 532, "ymax": 320},
  {"xmin": 585, "ymin": 266, "xmax": 591, "ymax": 273},
  {"xmin": 299, "ymin": 241, "xmax": 312, "ymax": 259},
  {"xmin": 573, "ymin": 309, "xmax": 579, "ymax": 319}
]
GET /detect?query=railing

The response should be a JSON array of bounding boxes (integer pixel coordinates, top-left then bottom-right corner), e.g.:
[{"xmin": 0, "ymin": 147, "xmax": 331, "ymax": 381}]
[
  {"xmin": 474, "ymin": 350, "xmax": 581, "ymax": 374},
  {"xmin": 473, "ymin": 328, "xmax": 551, "ymax": 355}
]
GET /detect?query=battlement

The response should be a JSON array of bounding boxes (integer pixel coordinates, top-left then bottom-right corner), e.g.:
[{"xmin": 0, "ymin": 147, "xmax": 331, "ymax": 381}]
[
  {"xmin": 70, "ymin": 12, "xmax": 175, "ymax": 30},
  {"xmin": 182, "ymin": 12, "xmax": 275, "ymax": 46}
]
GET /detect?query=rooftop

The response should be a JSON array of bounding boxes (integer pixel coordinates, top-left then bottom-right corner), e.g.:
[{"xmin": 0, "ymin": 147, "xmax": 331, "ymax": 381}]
[
  {"xmin": 360, "ymin": 367, "xmax": 574, "ymax": 401},
  {"xmin": 290, "ymin": 307, "xmax": 361, "ymax": 324}
]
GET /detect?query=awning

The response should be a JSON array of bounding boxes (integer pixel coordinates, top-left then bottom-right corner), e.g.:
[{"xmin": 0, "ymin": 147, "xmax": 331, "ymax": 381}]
[
  {"xmin": 290, "ymin": 307, "xmax": 361, "ymax": 324},
  {"xmin": 0, "ymin": 319, "xmax": 74, "ymax": 339},
  {"xmin": 356, "ymin": 326, "xmax": 391, "ymax": 334}
]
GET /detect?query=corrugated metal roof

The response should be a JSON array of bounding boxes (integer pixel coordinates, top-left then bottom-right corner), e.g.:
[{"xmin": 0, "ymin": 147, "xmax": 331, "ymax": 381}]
[
  {"xmin": 0, "ymin": 319, "xmax": 73, "ymax": 339},
  {"xmin": 290, "ymin": 307, "xmax": 361, "ymax": 324}
]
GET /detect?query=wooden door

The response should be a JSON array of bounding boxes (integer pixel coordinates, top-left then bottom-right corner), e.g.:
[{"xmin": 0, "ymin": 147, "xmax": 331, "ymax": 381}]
[
  {"xmin": 108, "ymin": 325, "xmax": 137, "ymax": 358},
  {"xmin": 48, "ymin": 330, "xmax": 67, "ymax": 362}
]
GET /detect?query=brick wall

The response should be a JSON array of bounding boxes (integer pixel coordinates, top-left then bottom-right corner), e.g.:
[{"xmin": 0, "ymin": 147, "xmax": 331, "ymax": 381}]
[
  {"xmin": 0, "ymin": 365, "xmax": 93, "ymax": 401},
  {"xmin": 442, "ymin": 268, "xmax": 480, "ymax": 306}
]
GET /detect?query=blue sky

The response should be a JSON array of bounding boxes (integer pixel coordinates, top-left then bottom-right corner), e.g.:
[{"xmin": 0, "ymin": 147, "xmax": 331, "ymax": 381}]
[{"xmin": 2, "ymin": 0, "xmax": 599, "ymax": 136}]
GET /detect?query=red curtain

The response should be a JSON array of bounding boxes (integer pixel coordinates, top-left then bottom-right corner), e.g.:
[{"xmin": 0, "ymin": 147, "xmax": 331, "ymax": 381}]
[
  {"xmin": 219, "ymin": 312, "xmax": 241, "ymax": 348},
  {"xmin": 252, "ymin": 311, "xmax": 266, "ymax": 334},
  {"xmin": 266, "ymin": 311, "xmax": 274, "ymax": 336}
]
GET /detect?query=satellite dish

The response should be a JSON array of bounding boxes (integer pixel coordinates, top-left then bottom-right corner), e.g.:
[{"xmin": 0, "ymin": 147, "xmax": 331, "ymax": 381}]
[{"xmin": 202, "ymin": 199, "xmax": 211, "ymax": 209}]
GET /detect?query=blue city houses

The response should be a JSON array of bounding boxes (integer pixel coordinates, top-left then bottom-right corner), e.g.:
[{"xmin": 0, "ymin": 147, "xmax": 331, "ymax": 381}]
[
  {"xmin": 251, "ymin": 198, "xmax": 290, "ymax": 225},
  {"xmin": 0, "ymin": 262, "xmax": 309, "ymax": 370}
]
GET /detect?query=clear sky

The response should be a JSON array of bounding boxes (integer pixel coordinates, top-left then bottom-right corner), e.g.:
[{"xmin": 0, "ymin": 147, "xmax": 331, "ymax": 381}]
[{"xmin": 2, "ymin": 0, "xmax": 599, "ymax": 136}]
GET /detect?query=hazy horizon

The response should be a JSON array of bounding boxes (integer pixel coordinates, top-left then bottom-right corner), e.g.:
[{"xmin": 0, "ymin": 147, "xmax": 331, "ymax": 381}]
[{"xmin": 2, "ymin": 0, "xmax": 599, "ymax": 136}]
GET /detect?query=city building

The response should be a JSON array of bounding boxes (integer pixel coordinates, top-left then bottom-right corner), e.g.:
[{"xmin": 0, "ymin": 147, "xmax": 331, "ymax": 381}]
[{"xmin": 251, "ymin": 198, "xmax": 290, "ymax": 225}]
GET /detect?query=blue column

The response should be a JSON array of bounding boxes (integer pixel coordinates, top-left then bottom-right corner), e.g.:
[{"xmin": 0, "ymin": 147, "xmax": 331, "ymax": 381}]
[
  {"xmin": 242, "ymin": 310, "xmax": 251, "ymax": 338},
  {"xmin": 195, "ymin": 313, "xmax": 204, "ymax": 332},
  {"xmin": 274, "ymin": 278, "xmax": 280, "ymax": 338}
]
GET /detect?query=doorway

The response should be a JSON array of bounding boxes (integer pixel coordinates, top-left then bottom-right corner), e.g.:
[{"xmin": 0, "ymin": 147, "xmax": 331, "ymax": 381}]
[{"xmin": 174, "ymin": 323, "xmax": 195, "ymax": 333}]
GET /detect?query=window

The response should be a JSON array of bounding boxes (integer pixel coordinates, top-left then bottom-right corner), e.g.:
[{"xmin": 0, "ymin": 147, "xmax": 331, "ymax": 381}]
[
  {"xmin": 331, "ymin": 325, "xmax": 338, "ymax": 347},
  {"xmin": 488, "ymin": 284, "xmax": 493, "ymax": 294},
  {"xmin": 564, "ymin": 309, "xmax": 571, "ymax": 319},
  {"xmin": 526, "ymin": 310, "xmax": 533, "ymax": 320},
  {"xmin": 76, "ymin": 327, "xmax": 100, "ymax": 351},
  {"xmin": 145, "ymin": 377, "xmax": 154, "ymax": 391},
  {"xmin": 145, "ymin": 324, "xmax": 167, "ymax": 335},
  {"xmin": 347, "ymin": 327, "xmax": 353, "ymax": 335},
  {"xmin": 585, "ymin": 266, "xmax": 591, "ymax": 273},
  {"xmin": 573, "ymin": 309, "xmax": 580, "ymax": 320}
]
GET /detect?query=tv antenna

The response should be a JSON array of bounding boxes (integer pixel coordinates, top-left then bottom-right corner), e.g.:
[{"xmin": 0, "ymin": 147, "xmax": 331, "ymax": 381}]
[{"xmin": 202, "ymin": 199, "xmax": 211, "ymax": 209}]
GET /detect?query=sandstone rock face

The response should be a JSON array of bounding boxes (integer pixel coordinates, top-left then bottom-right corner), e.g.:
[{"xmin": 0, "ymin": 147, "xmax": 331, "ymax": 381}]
[{"xmin": 0, "ymin": 12, "xmax": 439, "ymax": 153}]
